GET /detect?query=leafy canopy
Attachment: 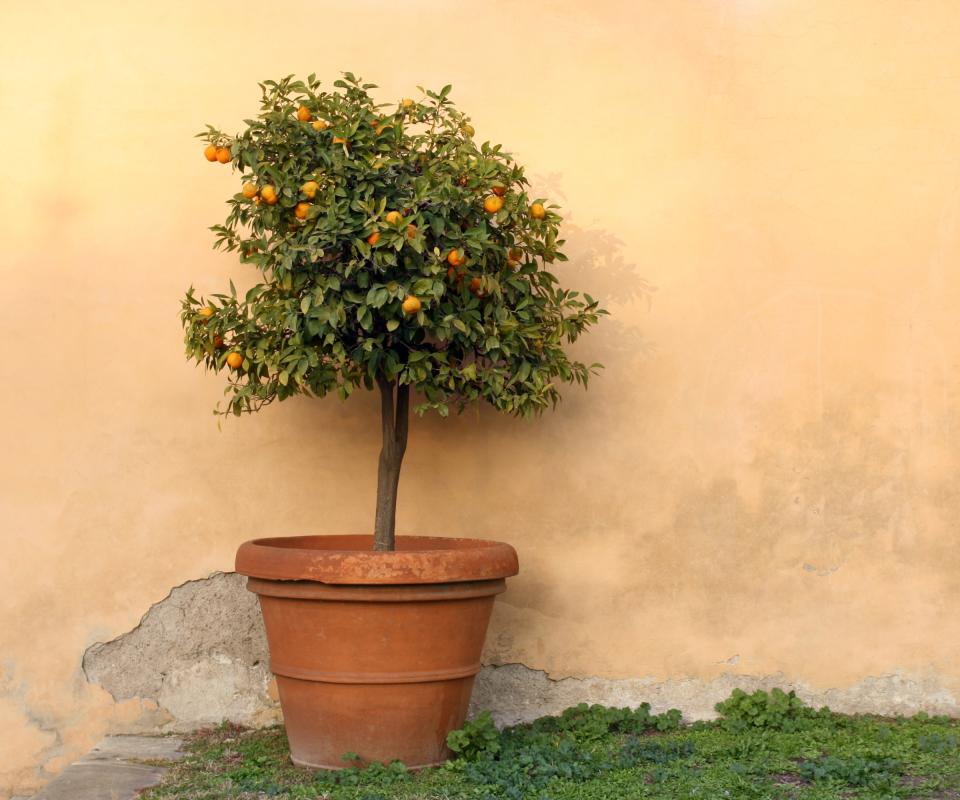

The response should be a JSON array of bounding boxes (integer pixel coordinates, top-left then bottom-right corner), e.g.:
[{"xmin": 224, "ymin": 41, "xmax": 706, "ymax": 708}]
[{"xmin": 182, "ymin": 73, "xmax": 606, "ymax": 418}]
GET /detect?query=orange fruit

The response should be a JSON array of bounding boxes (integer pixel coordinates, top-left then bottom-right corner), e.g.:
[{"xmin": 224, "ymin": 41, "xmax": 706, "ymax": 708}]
[
  {"xmin": 385, "ymin": 210, "xmax": 402, "ymax": 225},
  {"xmin": 491, "ymin": 185, "xmax": 506, "ymax": 197},
  {"xmin": 301, "ymin": 180, "xmax": 319, "ymax": 199},
  {"xmin": 296, "ymin": 105, "xmax": 312, "ymax": 122},
  {"xmin": 406, "ymin": 224, "xmax": 417, "ymax": 239},
  {"xmin": 483, "ymin": 195, "xmax": 504, "ymax": 214},
  {"xmin": 469, "ymin": 277, "xmax": 483, "ymax": 295},
  {"xmin": 241, "ymin": 183, "xmax": 258, "ymax": 199},
  {"xmin": 507, "ymin": 258, "xmax": 520, "ymax": 269},
  {"xmin": 367, "ymin": 231, "xmax": 380, "ymax": 246},
  {"xmin": 212, "ymin": 334, "xmax": 224, "ymax": 349},
  {"xmin": 198, "ymin": 306, "xmax": 215, "ymax": 319},
  {"xmin": 447, "ymin": 266, "xmax": 464, "ymax": 282},
  {"xmin": 530, "ymin": 202, "xmax": 546, "ymax": 220},
  {"xmin": 312, "ymin": 119, "xmax": 329, "ymax": 131},
  {"xmin": 215, "ymin": 147, "xmax": 231, "ymax": 164},
  {"xmin": 294, "ymin": 202, "xmax": 311, "ymax": 220},
  {"xmin": 402, "ymin": 295, "xmax": 421, "ymax": 315},
  {"xmin": 332, "ymin": 136, "xmax": 347, "ymax": 145},
  {"xmin": 204, "ymin": 144, "xmax": 218, "ymax": 162},
  {"xmin": 447, "ymin": 249, "xmax": 465, "ymax": 267},
  {"xmin": 261, "ymin": 185, "xmax": 278, "ymax": 205},
  {"xmin": 457, "ymin": 175, "xmax": 468, "ymax": 187},
  {"xmin": 401, "ymin": 98, "xmax": 415, "ymax": 109},
  {"xmin": 226, "ymin": 352, "xmax": 243, "ymax": 369},
  {"xmin": 460, "ymin": 123, "xmax": 475, "ymax": 137}
]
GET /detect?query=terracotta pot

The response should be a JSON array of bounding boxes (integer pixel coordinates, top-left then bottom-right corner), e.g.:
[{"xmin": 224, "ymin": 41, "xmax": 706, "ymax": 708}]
[{"xmin": 235, "ymin": 534, "xmax": 519, "ymax": 769}]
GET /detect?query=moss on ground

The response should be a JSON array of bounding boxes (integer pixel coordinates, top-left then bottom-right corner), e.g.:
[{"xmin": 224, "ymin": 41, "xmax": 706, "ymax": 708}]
[{"xmin": 142, "ymin": 693, "xmax": 960, "ymax": 800}]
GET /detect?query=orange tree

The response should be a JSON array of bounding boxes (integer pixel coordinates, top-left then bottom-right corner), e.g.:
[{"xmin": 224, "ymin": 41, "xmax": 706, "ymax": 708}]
[{"xmin": 182, "ymin": 73, "xmax": 606, "ymax": 550}]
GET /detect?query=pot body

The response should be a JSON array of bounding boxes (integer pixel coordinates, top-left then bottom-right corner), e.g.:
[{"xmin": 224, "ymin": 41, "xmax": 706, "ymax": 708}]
[{"xmin": 236, "ymin": 535, "xmax": 519, "ymax": 769}]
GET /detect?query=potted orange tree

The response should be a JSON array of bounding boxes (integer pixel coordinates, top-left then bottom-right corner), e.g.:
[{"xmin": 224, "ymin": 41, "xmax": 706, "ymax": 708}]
[{"xmin": 182, "ymin": 73, "xmax": 606, "ymax": 769}]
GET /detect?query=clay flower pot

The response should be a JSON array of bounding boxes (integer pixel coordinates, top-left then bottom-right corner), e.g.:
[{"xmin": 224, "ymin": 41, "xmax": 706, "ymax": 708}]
[{"xmin": 235, "ymin": 534, "xmax": 519, "ymax": 769}]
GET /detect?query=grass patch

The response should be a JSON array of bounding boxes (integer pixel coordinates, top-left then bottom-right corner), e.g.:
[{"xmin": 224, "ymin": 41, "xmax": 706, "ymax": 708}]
[{"xmin": 142, "ymin": 692, "xmax": 960, "ymax": 800}]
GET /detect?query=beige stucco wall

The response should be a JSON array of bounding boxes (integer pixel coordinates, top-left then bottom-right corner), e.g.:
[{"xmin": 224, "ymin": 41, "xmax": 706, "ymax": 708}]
[{"xmin": 3, "ymin": 0, "xmax": 960, "ymax": 795}]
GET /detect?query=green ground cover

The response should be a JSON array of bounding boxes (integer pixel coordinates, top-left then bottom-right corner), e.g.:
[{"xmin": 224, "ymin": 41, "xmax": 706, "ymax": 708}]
[{"xmin": 143, "ymin": 689, "xmax": 960, "ymax": 799}]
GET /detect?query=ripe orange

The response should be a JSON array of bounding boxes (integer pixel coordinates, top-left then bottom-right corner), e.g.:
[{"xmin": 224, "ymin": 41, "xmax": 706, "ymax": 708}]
[
  {"xmin": 491, "ymin": 185, "xmax": 506, "ymax": 197},
  {"xmin": 261, "ymin": 185, "xmax": 278, "ymax": 205},
  {"xmin": 204, "ymin": 144, "xmax": 218, "ymax": 162},
  {"xmin": 226, "ymin": 352, "xmax": 243, "ymax": 369},
  {"xmin": 385, "ymin": 210, "xmax": 402, "ymax": 225},
  {"xmin": 530, "ymin": 202, "xmax": 546, "ymax": 220},
  {"xmin": 469, "ymin": 277, "xmax": 483, "ymax": 295},
  {"xmin": 301, "ymin": 180, "xmax": 319, "ymax": 199},
  {"xmin": 294, "ymin": 202, "xmax": 311, "ymax": 220},
  {"xmin": 447, "ymin": 249, "xmax": 465, "ymax": 267},
  {"xmin": 215, "ymin": 147, "xmax": 231, "ymax": 164},
  {"xmin": 367, "ymin": 231, "xmax": 380, "ymax": 246},
  {"xmin": 296, "ymin": 105, "xmax": 312, "ymax": 122},
  {"xmin": 509, "ymin": 247, "xmax": 523, "ymax": 261},
  {"xmin": 447, "ymin": 266, "xmax": 465, "ymax": 282},
  {"xmin": 402, "ymin": 295, "xmax": 421, "ymax": 315},
  {"xmin": 212, "ymin": 334, "xmax": 224, "ymax": 349},
  {"xmin": 198, "ymin": 306, "xmax": 215, "ymax": 319},
  {"xmin": 406, "ymin": 224, "xmax": 417, "ymax": 239},
  {"xmin": 483, "ymin": 195, "xmax": 504, "ymax": 214},
  {"xmin": 241, "ymin": 183, "xmax": 258, "ymax": 199},
  {"xmin": 312, "ymin": 119, "xmax": 329, "ymax": 131}
]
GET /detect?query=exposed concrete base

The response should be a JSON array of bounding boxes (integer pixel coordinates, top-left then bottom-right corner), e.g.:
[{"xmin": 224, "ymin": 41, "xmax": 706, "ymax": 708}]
[
  {"xmin": 30, "ymin": 736, "xmax": 184, "ymax": 800},
  {"xmin": 83, "ymin": 572, "xmax": 959, "ymax": 737},
  {"xmin": 83, "ymin": 573, "xmax": 280, "ymax": 732},
  {"xmin": 470, "ymin": 663, "xmax": 960, "ymax": 726}
]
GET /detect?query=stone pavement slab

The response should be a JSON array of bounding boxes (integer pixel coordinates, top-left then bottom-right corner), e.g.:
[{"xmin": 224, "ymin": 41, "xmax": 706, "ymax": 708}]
[{"xmin": 31, "ymin": 735, "xmax": 185, "ymax": 800}]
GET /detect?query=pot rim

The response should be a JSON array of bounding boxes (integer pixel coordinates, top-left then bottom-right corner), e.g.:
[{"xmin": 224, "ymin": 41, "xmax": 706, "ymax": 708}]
[{"xmin": 235, "ymin": 534, "xmax": 519, "ymax": 585}]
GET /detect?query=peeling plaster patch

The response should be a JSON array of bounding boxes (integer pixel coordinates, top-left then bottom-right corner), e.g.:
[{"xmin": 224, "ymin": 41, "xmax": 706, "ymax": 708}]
[
  {"xmin": 469, "ymin": 664, "xmax": 960, "ymax": 727},
  {"xmin": 82, "ymin": 573, "xmax": 279, "ymax": 732},
  {"xmin": 83, "ymin": 573, "xmax": 959, "ymax": 738}
]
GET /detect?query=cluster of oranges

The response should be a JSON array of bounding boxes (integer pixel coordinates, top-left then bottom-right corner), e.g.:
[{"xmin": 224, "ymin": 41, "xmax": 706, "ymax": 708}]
[
  {"xmin": 297, "ymin": 105, "xmax": 335, "ymax": 133},
  {"xmin": 203, "ymin": 102, "xmax": 550, "ymax": 338},
  {"xmin": 204, "ymin": 144, "xmax": 232, "ymax": 164},
  {"xmin": 237, "ymin": 182, "xmax": 277, "ymax": 206}
]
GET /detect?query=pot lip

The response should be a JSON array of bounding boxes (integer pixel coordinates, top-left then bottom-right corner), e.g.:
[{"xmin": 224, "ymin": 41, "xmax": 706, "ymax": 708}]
[{"xmin": 235, "ymin": 534, "xmax": 519, "ymax": 585}]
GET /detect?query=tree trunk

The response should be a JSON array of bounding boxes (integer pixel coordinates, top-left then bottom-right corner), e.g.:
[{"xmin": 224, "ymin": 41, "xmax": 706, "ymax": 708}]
[{"xmin": 373, "ymin": 376, "xmax": 409, "ymax": 551}]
